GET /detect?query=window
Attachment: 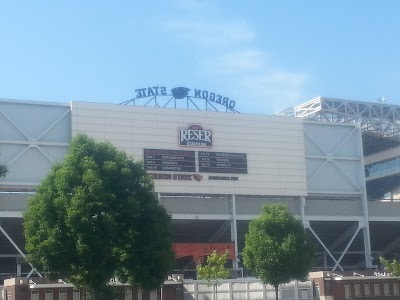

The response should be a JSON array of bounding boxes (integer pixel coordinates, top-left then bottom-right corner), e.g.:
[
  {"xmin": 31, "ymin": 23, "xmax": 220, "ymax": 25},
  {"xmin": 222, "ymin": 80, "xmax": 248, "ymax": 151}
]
[
  {"xmin": 31, "ymin": 291, "xmax": 39, "ymax": 300},
  {"xmin": 394, "ymin": 282, "xmax": 399, "ymax": 296},
  {"xmin": 384, "ymin": 282, "xmax": 390, "ymax": 296},
  {"xmin": 365, "ymin": 156, "xmax": 400, "ymax": 178},
  {"xmin": 345, "ymin": 283, "xmax": 352, "ymax": 299},
  {"xmin": 73, "ymin": 289, "xmax": 80, "ymax": 300},
  {"xmin": 125, "ymin": 288, "xmax": 132, "ymax": 300},
  {"xmin": 59, "ymin": 289, "xmax": 67, "ymax": 300},
  {"xmin": 45, "ymin": 290, "xmax": 53, "ymax": 300},
  {"xmin": 374, "ymin": 283, "xmax": 380, "ymax": 296},
  {"xmin": 364, "ymin": 282, "xmax": 370, "ymax": 296},
  {"xmin": 354, "ymin": 283, "xmax": 361, "ymax": 297}
]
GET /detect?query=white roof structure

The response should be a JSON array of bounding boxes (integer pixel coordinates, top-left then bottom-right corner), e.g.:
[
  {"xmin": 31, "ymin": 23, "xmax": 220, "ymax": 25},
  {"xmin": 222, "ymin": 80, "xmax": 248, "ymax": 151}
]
[{"xmin": 278, "ymin": 97, "xmax": 400, "ymax": 138}]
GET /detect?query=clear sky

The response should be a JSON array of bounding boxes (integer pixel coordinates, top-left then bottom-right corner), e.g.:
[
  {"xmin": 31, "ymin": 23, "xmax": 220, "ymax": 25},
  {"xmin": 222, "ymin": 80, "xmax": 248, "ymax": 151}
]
[{"xmin": 1, "ymin": 0, "xmax": 399, "ymax": 114}]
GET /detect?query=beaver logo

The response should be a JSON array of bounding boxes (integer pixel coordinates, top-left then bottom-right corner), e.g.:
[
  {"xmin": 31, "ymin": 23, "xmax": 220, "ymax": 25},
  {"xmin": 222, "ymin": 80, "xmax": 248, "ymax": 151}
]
[
  {"xmin": 171, "ymin": 87, "xmax": 191, "ymax": 99},
  {"xmin": 193, "ymin": 174, "xmax": 203, "ymax": 182}
]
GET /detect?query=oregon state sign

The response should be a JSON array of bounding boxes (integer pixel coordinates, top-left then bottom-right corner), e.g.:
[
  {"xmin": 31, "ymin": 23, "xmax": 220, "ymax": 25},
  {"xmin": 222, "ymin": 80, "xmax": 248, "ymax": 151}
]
[{"xmin": 134, "ymin": 86, "xmax": 236, "ymax": 110}]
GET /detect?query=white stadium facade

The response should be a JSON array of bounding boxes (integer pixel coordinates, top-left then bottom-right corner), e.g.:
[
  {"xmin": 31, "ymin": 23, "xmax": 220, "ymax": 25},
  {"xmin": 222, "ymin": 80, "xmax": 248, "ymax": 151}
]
[{"xmin": 1, "ymin": 88, "xmax": 400, "ymax": 280}]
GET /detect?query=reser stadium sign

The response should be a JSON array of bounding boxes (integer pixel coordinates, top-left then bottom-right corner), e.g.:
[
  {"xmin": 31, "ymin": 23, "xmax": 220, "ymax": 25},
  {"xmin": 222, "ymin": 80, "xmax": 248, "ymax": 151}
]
[
  {"xmin": 179, "ymin": 124, "xmax": 213, "ymax": 148},
  {"xmin": 134, "ymin": 86, "xmax": 236, "ymax": 110}
]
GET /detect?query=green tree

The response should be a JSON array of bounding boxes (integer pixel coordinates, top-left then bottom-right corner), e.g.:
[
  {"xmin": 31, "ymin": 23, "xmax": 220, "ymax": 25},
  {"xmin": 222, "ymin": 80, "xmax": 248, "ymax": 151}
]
[
  {"xmin": 197, "ymin": 250, "xmax": 230, "ymax": 300},
  {"xmin": 243, "ymin": 204, "xmax": 314, "ymax": 300},
  {"xmin": 23, "ymin": 134, "xmax": 175, "ymax": 299},
  {"xmin": 380, "ymin": 256, "xmax": 400, "ymax": 276},
  {"xmin": 0, "ymin": 162, "xmax": 7, "ymax": 177}
]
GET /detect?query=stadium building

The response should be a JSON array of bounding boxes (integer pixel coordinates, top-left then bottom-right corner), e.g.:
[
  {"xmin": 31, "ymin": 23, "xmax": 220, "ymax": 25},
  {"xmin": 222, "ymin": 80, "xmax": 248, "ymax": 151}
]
[{"xmin": 1, "ymin": 88, "xmax": 400, "ymax": 280}]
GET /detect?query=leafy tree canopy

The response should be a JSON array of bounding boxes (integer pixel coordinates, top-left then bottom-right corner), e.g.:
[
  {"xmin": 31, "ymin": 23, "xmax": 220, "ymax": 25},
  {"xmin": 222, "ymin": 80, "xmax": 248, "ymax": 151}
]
[
  {"xmin": 197, "ymin": 250, "xmax": 230, "ymax": 285},
  {"xmin": 197, "ymin": 250, "xmax": 230, "ymax": 300},
  {"xmin": 243, "ymin": 204, "xmax": 314, "ymax": 300},
  {"xmin": 380, "ymin": 256, "xmax": 400, "ymax": 276},
  {"xmin": 24, "ymin": 134, "xmax": 175, "ymax": 296}
]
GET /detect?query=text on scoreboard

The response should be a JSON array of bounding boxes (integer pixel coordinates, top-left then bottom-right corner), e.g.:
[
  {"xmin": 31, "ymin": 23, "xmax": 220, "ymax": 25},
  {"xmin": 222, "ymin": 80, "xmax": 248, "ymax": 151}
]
[
  {"xmin": 144, "ymin": 149, "xmax": 196, "ymax": 172},
  {"xmin": 144, "ymin": 149, "xmax": 247, "ymax": 174}
]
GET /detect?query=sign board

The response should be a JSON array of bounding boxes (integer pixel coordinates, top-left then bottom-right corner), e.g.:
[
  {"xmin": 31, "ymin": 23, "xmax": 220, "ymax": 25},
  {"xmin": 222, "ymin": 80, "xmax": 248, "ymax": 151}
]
[
  {"xmin": 134, "ymin": 86, "xmax": 236, "ymax": 109},
  {"xmin": 145, "ymin": 148, "xmax": 247, "ymax": 175},
  {"xmin": 198, "ymin": 151, "xmax": 247, "ymax": 174},
  {"xmin": 144, "ymin": 149, "xmax": 196, "ymax": 172},
  {"xmin": 179, "ymin": 124, "xmax": 213, "ymax": 148}
]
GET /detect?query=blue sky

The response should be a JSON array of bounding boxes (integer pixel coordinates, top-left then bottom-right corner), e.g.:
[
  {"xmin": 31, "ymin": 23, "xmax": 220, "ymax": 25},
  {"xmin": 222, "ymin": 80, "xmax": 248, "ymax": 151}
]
[{"xmin": 1, "ymin": 0, "xmax": 399, "ymax": 114}]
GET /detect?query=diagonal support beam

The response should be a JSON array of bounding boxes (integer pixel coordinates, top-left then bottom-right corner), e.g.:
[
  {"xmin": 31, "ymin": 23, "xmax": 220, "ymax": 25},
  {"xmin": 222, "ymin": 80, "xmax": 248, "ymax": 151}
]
[
  {"xmin": 26, "ymin": 268, "xmax": 35, "ymax": 278},
  {"xmin": 382, "ymin": 236, "xmax": 400, "ymax": 256},
  {"xmin": 36, "ymin": 109, "xmax": 70, "ymax": 141},
  {"xmin": 332, "ymin": 160, "xmax": 362, "ymax": 192},
  {"xmin": 331, "ymin": 127, "xmax": 357, "ymax": 156},
  {"xmin": 182, "ymin": 221, "xmax": 231, "ymax": 269},
  {"xmin": 328, "ymin": 223, "xmax": 360, "ymax": 252},
  {"xmin": 305, "ymin": 222, "xmax": 344, "ymax": 271},
  {"xmin": 182, "ymin": 221, "xmax": 232, "ymax": 269},
  {"xmin": 0, "ymin": 224, "xmax": 27, "ymax": 259},
  {"xmin": 303, "ymin": 129, "xmax": 328, "ymax": 156},
  {"xmin": 209, "ymin": 221, "xmax": 231, "ymax": 242},
  {"xmin": 306, "ymin": 160, "xmax": 328, "ymax": 185},
  {"xmin": 0, "ymin": 224, "xmax": 43, "ymax": 277},
  {"xmin": 0, "ymin": 107, "xmax": 30, "ymax": 140},
  {"xmin": 332, "ymin": 224, "xmax": 362, "ymax": 271}
]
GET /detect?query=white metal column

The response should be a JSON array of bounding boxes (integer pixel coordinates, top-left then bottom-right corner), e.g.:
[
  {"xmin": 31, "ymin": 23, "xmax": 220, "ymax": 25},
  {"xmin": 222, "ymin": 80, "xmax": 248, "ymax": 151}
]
[
  {"xmin": 300, "ymin": 196, "xmax": 306, "ymax": 227},
  {"xmin": 231, "ymin": 194, "xmax": 239, "ymax": 271},
  {"xmin": 359, "ymin": 125, "xmax": 373, "ymax": 269}
]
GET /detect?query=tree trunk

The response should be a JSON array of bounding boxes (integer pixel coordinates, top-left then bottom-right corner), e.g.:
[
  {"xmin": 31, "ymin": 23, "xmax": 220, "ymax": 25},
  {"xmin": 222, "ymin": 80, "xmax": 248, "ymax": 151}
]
[{"xmin": 274, "ymin": 284, "xmax": 279, "ymax": 300}]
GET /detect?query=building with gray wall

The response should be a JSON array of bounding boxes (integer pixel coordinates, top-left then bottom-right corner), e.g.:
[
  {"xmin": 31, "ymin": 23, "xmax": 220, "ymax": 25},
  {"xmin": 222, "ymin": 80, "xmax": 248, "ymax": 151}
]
[{"xmin": 0, "ymin": 97, "xmax": 400, "ymax": 280}]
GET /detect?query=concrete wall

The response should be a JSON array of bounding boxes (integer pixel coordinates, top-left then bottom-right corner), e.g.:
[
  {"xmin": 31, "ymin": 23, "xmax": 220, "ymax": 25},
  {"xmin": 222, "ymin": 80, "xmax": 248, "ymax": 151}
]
[
  {"xmin": 364, "ymin": 146, "xmax": 400, "ymax": 165},
  {"xmin": 71, "ymin": 102, "xmax": 308, "ymax": 196},
  {"xmin": 368, "ymin": 201, "xmax": 400, "ymax": 219},
  {"xmin": 162, "ymin": 195, "xmax": 300, "ymax": 218},
  {"xmin": 0, "ymin": 99, "xmax": 367, "ymax": 199},
  {"xmin": 183, "ymin": 279, "xmax": 313, "ymax": 300},
  {"xmin": 0, "ymin": 193, "xmax": 31, "ymax": 212},
  {"xmin": 235, "ymin": 196, "xmax": 300, "ymax": 216},
  {"xmin": 162, "ymin": 195, "xmax": 230, "ymax": 215},
  {"xmin": 305, "ymin": 199, "xmax": 363, "ymax": 217}
]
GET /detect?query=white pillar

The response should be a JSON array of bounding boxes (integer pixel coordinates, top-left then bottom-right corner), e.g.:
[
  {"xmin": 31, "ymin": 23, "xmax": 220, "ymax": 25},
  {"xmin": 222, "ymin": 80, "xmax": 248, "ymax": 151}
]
[
  {"xmin": 323, "ymin": 253, "xmax": 328, "ymax": 270},
  {"xmin": 359, "ymin": 127, "xmax": 373, "ymax": 269},
  {"xmin": 231, "ymin": 194, "xmax": 239, "ymax": 271},
  {"xmin": 16, "ymin": 263, "xmax": 21, "ymax": 277},
  {"xmin": 300, "ymin": 196, "xmax": 306, "ymax": 227}
]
